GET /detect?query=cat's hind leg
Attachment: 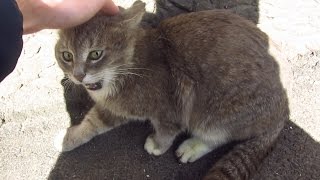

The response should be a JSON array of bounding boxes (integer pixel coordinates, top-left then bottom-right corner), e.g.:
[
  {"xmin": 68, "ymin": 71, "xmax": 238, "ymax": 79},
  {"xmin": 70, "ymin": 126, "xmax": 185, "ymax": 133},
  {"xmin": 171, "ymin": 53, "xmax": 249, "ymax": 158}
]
[
  {"xmin": 54, "ymin": 106, "xmax": 112, "ymax": 152},
  {"xmin": 176, "ymin": 129, "xmax": 229, "ymax": 163}
]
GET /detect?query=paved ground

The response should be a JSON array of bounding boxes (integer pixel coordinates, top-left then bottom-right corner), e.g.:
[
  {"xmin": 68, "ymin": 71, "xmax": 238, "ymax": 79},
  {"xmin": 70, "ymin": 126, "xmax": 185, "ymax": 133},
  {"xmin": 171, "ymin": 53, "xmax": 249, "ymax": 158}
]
[{"xmin": 0, "ymin": 0, "xmax": 319, "ymax": 179}]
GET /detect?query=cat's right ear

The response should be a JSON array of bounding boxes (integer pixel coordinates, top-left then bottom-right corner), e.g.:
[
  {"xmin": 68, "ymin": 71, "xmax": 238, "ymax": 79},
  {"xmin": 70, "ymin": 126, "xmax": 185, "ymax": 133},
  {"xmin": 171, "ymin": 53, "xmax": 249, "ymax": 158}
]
[{"xmin": 121, "ymin": 0, "xmax": 146, "ymax": 29}]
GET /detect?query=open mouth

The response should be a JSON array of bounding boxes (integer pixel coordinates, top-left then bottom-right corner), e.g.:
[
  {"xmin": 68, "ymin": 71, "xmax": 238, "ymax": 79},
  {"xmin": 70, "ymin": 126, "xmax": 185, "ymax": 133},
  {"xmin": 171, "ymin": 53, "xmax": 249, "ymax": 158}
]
[{"xmin": 85, "ymin": 81, "xmax": 103, "ymax": 91}]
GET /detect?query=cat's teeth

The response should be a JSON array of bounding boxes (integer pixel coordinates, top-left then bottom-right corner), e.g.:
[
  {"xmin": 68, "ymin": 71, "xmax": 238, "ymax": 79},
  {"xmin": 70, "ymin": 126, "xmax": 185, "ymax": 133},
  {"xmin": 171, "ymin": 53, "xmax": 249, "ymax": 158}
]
[
  {"xmin": 85, "ymin": 81, "xmax": 102, "ymax": 90},
  {"xmin": 87, "ymin": 84, "xmax": 97, "ymax": 89}
]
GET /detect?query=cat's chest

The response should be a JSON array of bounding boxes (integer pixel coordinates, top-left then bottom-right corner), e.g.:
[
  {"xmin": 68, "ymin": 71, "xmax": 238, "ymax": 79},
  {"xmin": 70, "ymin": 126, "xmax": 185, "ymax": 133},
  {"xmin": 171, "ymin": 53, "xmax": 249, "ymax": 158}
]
[
  {"xmin": 91, "ymin": 90, "xmax": 148, "ymax": 121},
  {"xmin": 106, "ymin": 101, "xmax": 148, "ymax": 121}
]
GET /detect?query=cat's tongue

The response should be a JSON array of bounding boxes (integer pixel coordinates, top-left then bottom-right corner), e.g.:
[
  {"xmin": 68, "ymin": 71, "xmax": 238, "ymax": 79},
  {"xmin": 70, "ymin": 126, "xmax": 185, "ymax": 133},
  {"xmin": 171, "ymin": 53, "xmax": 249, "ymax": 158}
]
[{"xmin": 85, "ymin": 82, "xmax": 102, "ymax": 91}]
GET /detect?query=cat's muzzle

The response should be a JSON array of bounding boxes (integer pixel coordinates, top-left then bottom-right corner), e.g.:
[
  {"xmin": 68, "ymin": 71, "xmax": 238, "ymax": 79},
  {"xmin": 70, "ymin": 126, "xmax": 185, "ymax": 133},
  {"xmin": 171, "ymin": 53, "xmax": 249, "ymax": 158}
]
[{"xmin": 85, "ymin": 81, "xmax": 103, "ymax": 91}]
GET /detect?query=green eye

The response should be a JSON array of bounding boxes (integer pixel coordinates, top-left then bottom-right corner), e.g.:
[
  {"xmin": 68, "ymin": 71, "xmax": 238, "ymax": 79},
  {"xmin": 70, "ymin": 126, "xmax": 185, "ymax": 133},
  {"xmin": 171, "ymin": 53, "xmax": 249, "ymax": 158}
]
[
  {"xmin": 62, "ymin": 51, "xmax": 73, "ymax": 62},
  {"xmin": 88, "ymin": 50, "xmax": 103, "ymax": 61}
]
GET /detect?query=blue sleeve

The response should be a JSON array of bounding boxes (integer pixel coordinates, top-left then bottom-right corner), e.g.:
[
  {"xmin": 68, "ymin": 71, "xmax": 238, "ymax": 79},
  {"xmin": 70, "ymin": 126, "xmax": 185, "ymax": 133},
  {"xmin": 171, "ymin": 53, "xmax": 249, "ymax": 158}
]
[{"xmin": 0, "ymin": 0, "xmax": 23, "ymax": 82}]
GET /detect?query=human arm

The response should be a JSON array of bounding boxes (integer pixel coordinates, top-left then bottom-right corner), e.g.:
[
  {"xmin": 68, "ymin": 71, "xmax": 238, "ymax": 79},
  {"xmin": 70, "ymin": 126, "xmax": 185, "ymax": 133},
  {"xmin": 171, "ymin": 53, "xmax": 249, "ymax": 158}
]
[
  {"xmin": 0, "ymin": 0, "xmax": 23, "ymax": 81},
  {"xmin": 17, "ymin": 0, "xmax": 119, "ymax": 34}
]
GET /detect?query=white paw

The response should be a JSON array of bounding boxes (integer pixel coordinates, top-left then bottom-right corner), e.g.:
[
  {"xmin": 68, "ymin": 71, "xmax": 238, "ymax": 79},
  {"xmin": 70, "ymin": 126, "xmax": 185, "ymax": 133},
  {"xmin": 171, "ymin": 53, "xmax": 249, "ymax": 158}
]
[
  {"xmin": 176, "ymin": 137, "xmax": 212, "ymax": 163},
  {"xmin": 144, "ymin": 136, "xmax": 163, "ymax": 156}
]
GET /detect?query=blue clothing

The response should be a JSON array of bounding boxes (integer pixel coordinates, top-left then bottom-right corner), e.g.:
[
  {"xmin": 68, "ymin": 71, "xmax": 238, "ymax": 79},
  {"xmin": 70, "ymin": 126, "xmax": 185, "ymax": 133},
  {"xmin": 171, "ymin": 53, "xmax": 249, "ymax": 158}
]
[{"xmin": 0, "ymin": 0, "xmax": 23, "ymax": 81}]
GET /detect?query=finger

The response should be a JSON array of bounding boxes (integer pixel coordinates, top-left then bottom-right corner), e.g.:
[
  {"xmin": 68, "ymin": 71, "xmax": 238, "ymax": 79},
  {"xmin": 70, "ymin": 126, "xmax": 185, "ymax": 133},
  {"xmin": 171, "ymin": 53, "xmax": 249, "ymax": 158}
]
[{"xmin": 101, "ymin": 0, "xmax": 119, "ymax": 15}]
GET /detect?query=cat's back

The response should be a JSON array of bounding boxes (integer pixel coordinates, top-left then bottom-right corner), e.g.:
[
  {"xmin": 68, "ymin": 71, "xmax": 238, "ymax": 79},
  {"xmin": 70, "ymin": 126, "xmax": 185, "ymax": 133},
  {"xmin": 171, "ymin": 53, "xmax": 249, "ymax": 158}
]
[
  {"xmin": 155, "ymin": 9, "xmax": 287, "ymax": 111},
  {"xmin": 158, "ymin": 9, "xmax": 268, "ymax": 48},
  {"xmin": 158, "ymin": 10, "xmax": 270, "ymax": 65}
]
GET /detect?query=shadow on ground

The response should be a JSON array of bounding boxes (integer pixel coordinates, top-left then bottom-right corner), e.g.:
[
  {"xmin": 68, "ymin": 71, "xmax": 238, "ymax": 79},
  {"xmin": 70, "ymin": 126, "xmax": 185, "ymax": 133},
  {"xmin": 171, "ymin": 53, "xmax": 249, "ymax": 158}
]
[
  {"xmin": 48, "ymin": 0, "xmax": 319, "ymax": 179},
  {"xmin": 48, "ymin": 120, "xmax": 320, "ymax": 179}
]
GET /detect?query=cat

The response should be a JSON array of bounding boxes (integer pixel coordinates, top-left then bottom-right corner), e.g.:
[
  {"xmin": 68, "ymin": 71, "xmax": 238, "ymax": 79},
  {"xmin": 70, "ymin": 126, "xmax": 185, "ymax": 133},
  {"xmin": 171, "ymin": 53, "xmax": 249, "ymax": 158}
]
[{"xmin": 54, "ymin": 1, "xmax": 289, "ymax": 179}]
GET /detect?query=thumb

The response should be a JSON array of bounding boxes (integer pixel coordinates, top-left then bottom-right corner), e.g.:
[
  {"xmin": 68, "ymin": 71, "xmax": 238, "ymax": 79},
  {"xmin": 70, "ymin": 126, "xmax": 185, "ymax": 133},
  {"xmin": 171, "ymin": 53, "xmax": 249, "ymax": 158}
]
[{"xmin": 101, "ymin": 0, "xmax": 119, "ymax": 15}]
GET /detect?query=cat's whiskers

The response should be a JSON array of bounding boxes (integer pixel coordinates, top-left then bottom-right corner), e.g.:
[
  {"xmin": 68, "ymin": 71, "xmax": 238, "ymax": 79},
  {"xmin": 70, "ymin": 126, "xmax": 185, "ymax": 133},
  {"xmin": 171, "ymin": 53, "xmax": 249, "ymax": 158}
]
[
  {"xmin": 115, "ymin": 71, "xmax": 144, "ymax": 78},
  {"xmin": 116, "ymin": 68, "xmax": 149, "ymax": 78},
  {"xmin": 108, "ymin": 63, "xmax": 153, "ymax": 72},
  {"xmin": 108, "ymin": 63, "xmax": 135, "ymax": 70},
  {"xmin": 87, "ymin": 63, "xmax": 151, "ymax": 80},
  {"xmin": 87, "ymin": 68, "xmax": 116, "ymax": 82}
]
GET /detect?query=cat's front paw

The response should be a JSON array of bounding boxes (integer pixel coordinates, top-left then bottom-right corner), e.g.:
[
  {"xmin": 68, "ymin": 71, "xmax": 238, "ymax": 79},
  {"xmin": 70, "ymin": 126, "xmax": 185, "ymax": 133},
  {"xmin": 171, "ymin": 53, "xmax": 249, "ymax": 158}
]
[
  {"xmin": 144, "ymin": 136, "xmax": 166, "ymax": 156},
  {"xmin": 176, "ymin": 137, "xmax": 212, "ymax": 163},
  {"xmin": 54, "ymin": 129, "xmax": 81, "ymax": 152},
  {"xmin": 54, "ymin": 129, "xmax": 69, "ymax": 152},
  {"xmin": 54, "ymin": 127, "xmax": 92, "ymax": 152}
]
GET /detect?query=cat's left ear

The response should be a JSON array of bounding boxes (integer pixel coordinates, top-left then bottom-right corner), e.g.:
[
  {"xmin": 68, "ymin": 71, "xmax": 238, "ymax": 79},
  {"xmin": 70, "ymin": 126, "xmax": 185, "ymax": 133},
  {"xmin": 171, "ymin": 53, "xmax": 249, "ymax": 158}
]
[{"xmin": 121, "ymin": 0, "xmax": 146, "ymax": 29}]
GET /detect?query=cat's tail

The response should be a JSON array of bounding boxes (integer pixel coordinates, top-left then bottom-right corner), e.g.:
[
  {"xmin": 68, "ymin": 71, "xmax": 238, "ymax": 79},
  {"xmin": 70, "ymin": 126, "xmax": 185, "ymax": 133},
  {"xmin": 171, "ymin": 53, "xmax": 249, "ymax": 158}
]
[{"xmin": 203, "ymin": 128, "xmax": 283, "ymax": 180}]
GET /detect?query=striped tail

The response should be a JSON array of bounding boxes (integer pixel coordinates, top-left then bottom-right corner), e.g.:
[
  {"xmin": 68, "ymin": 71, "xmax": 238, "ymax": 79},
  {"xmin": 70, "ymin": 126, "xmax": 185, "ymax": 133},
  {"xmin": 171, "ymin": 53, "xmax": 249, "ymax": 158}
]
[{"xmin": 203, "ymin": 130, "xmax": 281, "ymax": 180}]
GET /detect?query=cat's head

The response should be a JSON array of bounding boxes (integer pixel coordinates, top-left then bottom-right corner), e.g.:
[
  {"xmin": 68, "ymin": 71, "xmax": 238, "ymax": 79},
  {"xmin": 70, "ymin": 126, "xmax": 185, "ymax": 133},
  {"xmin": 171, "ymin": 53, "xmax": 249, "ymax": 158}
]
[{"xmin": 55, "ymin": 1, "xmax": 145, "ymax": 91}]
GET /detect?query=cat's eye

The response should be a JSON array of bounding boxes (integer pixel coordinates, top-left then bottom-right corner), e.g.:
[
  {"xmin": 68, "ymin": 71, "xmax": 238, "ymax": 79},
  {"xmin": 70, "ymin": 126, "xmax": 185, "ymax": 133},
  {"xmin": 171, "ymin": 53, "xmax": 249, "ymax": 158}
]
[
  {"xmin": 62, "ymin": 51, "xmax": 73, "ymax": 62},
  {"xmin": 88, "ymin": 50, "xmax": 103, "ymax": 61}
]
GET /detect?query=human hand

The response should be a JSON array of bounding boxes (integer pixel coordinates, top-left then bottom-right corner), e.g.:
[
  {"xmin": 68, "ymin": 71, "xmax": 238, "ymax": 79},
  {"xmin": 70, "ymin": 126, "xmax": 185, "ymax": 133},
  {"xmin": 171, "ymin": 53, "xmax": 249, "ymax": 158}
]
[{"xmin": 17, "ymin": 0, "xmax": 119, "ymax": 34}]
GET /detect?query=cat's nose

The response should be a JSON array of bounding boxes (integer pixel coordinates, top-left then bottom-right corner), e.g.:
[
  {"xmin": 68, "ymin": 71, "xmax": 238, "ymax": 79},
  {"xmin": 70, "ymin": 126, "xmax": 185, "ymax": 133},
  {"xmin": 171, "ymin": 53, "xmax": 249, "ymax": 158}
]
[{"xmin": 73, "ymin": 71, "xmax": 86, "ymax": 82}]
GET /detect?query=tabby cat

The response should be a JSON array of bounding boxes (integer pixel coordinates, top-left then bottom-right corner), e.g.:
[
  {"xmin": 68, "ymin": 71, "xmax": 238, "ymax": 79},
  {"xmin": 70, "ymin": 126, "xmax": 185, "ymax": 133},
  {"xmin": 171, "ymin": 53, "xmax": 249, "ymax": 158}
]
[{"xmin": 54, "ymin": 1, "xmax": 289, "ymax": 179}]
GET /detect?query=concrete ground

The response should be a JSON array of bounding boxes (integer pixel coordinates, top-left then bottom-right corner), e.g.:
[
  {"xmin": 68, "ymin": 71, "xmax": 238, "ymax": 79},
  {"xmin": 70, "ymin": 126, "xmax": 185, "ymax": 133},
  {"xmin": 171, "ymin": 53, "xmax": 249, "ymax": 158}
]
[{"xmin": 0, "ymin": 0, "xmax": 319, "ymax": 179}]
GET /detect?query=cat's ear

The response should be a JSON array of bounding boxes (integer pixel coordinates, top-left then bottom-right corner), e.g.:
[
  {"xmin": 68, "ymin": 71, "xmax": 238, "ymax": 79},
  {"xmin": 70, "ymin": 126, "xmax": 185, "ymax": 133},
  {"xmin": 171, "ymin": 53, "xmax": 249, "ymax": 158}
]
[{"xmin": 121, "ymin": 0, "xmax": 146, "ymax": 29}]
